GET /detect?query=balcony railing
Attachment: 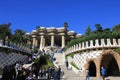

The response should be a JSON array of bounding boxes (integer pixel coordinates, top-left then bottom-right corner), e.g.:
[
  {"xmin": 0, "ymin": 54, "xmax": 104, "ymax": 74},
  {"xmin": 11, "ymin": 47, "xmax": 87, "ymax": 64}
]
[
  {"xmin": 0, "ymin": 39, "xmax": 32, "ymax": 54},
  {"xmin": 65, "ymin": 38, "xmax": 120, "ymax": 55}
]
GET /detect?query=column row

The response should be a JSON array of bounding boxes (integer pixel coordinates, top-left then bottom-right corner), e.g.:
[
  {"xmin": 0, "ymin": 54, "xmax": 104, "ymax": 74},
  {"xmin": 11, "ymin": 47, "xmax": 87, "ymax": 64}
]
[{"xmin": 32, "ymin": 35, "xmax": 65, "ymax": 50}]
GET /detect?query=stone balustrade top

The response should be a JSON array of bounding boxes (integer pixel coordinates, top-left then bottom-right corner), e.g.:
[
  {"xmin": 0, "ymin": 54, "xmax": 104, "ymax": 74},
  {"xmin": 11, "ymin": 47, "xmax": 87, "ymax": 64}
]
[
  {"xmin": 65, "ymin": 38, "xmax": 120, "ymax": 55},
  {"xmin": 0, "ymin": 39, "xmax": 32, "ymax": 55}
]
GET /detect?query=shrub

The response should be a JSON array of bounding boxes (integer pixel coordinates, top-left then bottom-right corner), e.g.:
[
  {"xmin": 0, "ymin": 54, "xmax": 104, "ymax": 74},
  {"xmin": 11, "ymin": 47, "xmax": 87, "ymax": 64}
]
[
  {"xmin": 115, "ymin": 47, "xmax": 120, "ymax": 54},
  {"xmin": 34, "ymin": 54, "xmax": 54, "ymax": 68},
  {"xmin": 70, "ymin": 61, "xmax": 80, "ymax": 70}
]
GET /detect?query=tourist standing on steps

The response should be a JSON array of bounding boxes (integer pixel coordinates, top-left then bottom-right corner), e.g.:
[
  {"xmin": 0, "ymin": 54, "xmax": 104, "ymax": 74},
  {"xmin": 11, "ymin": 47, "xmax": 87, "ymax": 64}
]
[
  {"xmin": 58, "ymin": 66, "xmax": 61, "ymax": 79},
  {"xmin": 65, "ymin": 60, "xmax": 69, "ymax": 70},
  {"xmin": 86, "ymin": 69, "xmax": 90, "ymax": 80},
  {"xmin": 101, "ymin": 66, "xmax": 105, "ymax": 80}
]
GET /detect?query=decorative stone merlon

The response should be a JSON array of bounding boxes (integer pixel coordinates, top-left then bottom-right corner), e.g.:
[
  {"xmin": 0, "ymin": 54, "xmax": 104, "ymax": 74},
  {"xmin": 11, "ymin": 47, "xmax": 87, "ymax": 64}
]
[
  {"xmin": 76, "ymin": 44, "xmax": 79, "ymax": 50},
  {"xmin": 95, "ymin": 39, "xmax": 99, "ymax": 47},
  {"xmin": 90, "ymin": 40, "xmax": 93, "ymax": 47},
  {"xmin": 118, "ymin": 39, "xmax": 120, "ymax": 46},
  {"xmin": 79, "ymin": 43, "xmax": 81, "ymax": 50},
  {"xmin": 107, "ymin": 39, "xmax": 112, "ymax": 46},
  {"xmin": 113, "ymin": 38, "xmax": 117, "ymax": 46},
  {"xmin": 101, "ymin": 39, "xmax": 105, "ymax": 47},
  {"xmin": 82, "ymin": 42, "xmax": 84, "ymax": 49},
  {"xmin": 86, "ymin": 41, "xmax": 88, "ymax": 48}
]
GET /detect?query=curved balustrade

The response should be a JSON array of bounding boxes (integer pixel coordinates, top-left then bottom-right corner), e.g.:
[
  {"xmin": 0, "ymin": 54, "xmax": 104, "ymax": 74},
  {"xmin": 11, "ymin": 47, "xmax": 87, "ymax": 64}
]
[
  {"xmin": 65, "ymin": 38, "xmax": 120, "ymax": 55},
  {"xmin": 0, "ymin": 39, "xmax": 32, "ymax": 54}
]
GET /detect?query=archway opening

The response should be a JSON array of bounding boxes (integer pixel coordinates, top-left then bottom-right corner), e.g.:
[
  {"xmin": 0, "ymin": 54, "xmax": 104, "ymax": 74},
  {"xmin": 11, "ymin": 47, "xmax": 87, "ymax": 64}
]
[
  {"xmin": 101, "ymin": 54, "xmax": 120, "ymax": 76},
  {"xmin": 89, "ymin": 61, "xmax": 96, "ymax": 77}
]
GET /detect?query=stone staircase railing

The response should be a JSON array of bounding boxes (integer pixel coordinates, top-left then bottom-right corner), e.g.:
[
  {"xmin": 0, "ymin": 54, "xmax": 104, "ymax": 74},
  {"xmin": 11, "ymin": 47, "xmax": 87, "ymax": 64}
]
[
  {"xmin": 65, "ymin": 38, "xmax": 120, "ymax": 55},
  {"xmin": 0, "ymin": 39, "xmax": 32, "ymax": 54}
]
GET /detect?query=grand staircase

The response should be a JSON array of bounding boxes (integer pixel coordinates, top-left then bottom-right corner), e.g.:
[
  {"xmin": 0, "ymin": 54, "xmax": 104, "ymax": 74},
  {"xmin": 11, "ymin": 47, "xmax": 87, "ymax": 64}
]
[{"xmin": 54, "ymin": 52, "xmax": 65, "ymax": 66}]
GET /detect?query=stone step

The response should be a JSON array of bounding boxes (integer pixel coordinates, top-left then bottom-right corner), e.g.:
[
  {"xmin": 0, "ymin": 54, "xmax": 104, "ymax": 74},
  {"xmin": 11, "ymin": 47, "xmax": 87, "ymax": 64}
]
[{"xmin": 54, "ymin": 53, "xmax": 65, "ymax": 65}]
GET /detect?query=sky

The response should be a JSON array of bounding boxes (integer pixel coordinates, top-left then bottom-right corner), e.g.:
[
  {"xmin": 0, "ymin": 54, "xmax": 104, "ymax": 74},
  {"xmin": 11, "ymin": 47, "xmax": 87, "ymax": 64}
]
[{"xmin": 0, "ymin": 0, "xmax": 120, "ymax": 34}]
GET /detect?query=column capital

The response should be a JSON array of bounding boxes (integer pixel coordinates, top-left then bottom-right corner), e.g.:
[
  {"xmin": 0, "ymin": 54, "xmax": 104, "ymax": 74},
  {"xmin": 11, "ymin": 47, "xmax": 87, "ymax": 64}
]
[
  {"xmin": 49, "ymin": 33, "xmax": 55, "ymax": 36},
  {"xmin": 32, "ymin": 35, "xmax": 37, "ymax": 38},
  {"xmin": 59, "ymin": 33, "xmax": 65, "ymax": 36},
  {"xmin": 39, "ymin": 32, "xmax": 45, "ymax": 36}
]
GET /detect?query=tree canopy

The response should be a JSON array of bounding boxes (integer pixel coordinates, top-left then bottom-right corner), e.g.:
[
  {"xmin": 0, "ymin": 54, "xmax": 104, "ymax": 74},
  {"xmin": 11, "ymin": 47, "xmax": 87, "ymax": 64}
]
[
  {"xmin": 11, "ymin": 29, "xmax": 27, "ymax": 44},
  {"xmin": 0, "ymin": 23, "xmax": 12, "ymax": 40},
  {"xmin": 66, "ymin": 24, "xmax": 120, "ymax": 49}
]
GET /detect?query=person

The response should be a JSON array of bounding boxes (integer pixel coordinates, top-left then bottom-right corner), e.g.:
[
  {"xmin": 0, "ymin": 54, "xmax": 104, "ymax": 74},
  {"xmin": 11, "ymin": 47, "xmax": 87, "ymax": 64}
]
[
  {"xmin": 47, "ymin": 67, "xmax": 51, "ymax": 80},
  {"xmin": 86, "ymin": 69, "xmax": 90, "ymax": 80},
  {"xmin": 2, "ymin": 65, "xmax": 10, "ymax": 80},
  {"xmin": 53, "ymin": 67, "xmax": 59, "ymax": 80},
  {"xmin": 65, "ymin": 60, "xmax": 69, "ymax": 70},
  {"xmin": 101, "ymin": 67, "xmax": 105, "ymax": 80},
  {"xmin": 58, "ymin": 66, "xmax": 61, "ymax": 79},
  {"xmin": 26, "ymin": 72, "xmax": 36, "ymax": 80}
]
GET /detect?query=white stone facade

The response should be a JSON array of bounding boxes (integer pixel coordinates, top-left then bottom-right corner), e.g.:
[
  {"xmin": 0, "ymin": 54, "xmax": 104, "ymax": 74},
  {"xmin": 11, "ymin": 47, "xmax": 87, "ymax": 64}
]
[
  {"xmin": 65, "ymin": 38, "xmax": 120, "ymax": 76},
  {"xmin": 73, "ymin": 50, "xmax": 101, "ymax": 70}
]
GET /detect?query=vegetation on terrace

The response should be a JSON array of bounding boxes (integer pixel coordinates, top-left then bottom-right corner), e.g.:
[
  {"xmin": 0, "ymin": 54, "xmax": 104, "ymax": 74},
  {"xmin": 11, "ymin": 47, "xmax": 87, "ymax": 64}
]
[
  {"xmin": 66, "ymin": 24, "xmax": 120, "ymax": 49},
  {"xmin": 0, "ymin": 23, "xmax": 29, "ymax": 46},
  {"xmin": 34, "ymin": 54, "xmax": 54, "ymax": 69}
]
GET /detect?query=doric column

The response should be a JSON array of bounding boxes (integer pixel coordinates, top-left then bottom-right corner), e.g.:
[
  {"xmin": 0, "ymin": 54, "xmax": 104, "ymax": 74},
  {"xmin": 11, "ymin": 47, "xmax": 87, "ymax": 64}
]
[
  {"xmin": 32, "ymin": 37, "xmax": 36, "ymax": 47},
  {"xmin": 35, "ymin": 38, "xmax": 38, "ymax": 47},
  {"xmin": 51, "ymin": 35, "xmax": 55, "ymax": 46},
  {"xmin": 61, "ymin": 35, "xmax": 65, "ymax": 48},
  {"xmin": 39, "ymin": 36, "xmax": 43, "ymax": 50},
  {"xmin": 39, "ymin": 35, "xmax": 45, "ymax": 50},
  {"xmin": 43, "ymin": 37, "xmax": 45, "ymax": 47}
]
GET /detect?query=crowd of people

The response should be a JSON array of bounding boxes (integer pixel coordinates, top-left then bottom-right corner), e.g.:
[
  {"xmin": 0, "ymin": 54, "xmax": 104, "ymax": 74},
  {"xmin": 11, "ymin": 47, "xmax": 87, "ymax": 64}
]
[
  {"xmin": 1, "ymin": 61, "xmax": 63, "ymax": 80},
  {"xmin": 1, "ymin": 47, "xmax": 66, "ymax": 80}
]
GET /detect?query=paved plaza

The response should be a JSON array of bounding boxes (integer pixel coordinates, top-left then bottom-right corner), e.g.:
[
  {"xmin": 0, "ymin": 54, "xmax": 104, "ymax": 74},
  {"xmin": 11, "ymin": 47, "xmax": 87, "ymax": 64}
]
[{"xmin": 60, "ymin": 65, "xmax": 120, "ymax": 80}]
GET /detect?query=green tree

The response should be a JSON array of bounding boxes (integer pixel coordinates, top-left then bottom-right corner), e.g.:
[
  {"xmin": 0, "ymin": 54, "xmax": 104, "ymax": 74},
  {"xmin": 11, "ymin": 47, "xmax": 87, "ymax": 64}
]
[
  {"xmin": 12, "ymin": 29, "xmax": 27, "ymax": 44},
  {"xmin": 112, "ymin": 24, "xmax": 120, "ymax": 31},
  {"xmin": 95, "ymin": 24, "xmax": 102, "ymax": 31},
  {"xmin": 0, "ymin": 23, "xmax": 12, "ymax": 40},
  {"xmin": 112, "ymin": 24, "xmax": 120, "ymax": 38},
  {"xmin": 85, "ymin": 26, "xmax": 92, "ymax": 35},
  {"xmin": 64, "ymin": 22, "xmax": 68, "ymax": 28},
  {"xmin": 36, "ymin": 26, "xmax": 40, "ymax": 29}
]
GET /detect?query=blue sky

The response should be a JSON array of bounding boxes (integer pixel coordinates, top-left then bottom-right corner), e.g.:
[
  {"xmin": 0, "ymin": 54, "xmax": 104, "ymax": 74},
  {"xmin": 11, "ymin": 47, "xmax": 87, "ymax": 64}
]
[{"xmin": 0, "ymin": 0, "xmax": 120, "ymax": 34}]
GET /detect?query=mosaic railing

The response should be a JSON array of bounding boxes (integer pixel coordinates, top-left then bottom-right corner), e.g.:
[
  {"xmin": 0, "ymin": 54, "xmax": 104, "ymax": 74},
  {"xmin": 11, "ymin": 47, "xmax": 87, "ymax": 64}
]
[
  {"xmin": 65, "ymin": 38, "xmax": 120, "ymax": 55},
  {"xmin": 0, "ymin": 39, "xmax": 32, "ymax": 54}
]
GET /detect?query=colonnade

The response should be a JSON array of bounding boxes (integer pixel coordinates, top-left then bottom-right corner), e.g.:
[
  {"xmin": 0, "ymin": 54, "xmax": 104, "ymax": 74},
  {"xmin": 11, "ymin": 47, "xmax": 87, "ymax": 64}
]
[{"xmin": 32, "ymin": 34, "xmax": 65, "ymax": 50}]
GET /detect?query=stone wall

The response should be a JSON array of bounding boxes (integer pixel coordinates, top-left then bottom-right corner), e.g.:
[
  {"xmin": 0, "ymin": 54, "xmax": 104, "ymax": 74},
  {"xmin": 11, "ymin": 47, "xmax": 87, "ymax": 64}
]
[
  {"xmin": 67, "ymin": 50, "xmax": 120, "ymax": 77},
  {"xmin": 67, "ymin": 50, "xmax": 102, "ymax": 76},
  {"xmin": 0, "ymin": 52, "xmax": 29, "ymax": 68}
]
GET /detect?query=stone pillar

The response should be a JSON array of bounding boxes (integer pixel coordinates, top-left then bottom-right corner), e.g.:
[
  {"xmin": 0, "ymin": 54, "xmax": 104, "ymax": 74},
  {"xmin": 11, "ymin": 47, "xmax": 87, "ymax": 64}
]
[
  {"xmin": 39, "ymin": 35, "xmax": 45, "ymax": 50},
  {"xmin": 32, "ymin": 37, "xmax": 36, "ymax": 48},
  {"xmin": 43, "ymin": 37, "xmax": 45, "ymax": 47},
  {"xmin": 61, "ymin": 35, "xmax": 65, "ymax": 48},
  {"xmin": 51, "ymin": 35, "xmax": 55, "ymax": 46},
  {"xmin": 96, "ymin": 61, "xmax": 101, "ymax": 77},
  {"xmin": 35, "ymin": 38, "xmax": 38, "ymax": 47}
]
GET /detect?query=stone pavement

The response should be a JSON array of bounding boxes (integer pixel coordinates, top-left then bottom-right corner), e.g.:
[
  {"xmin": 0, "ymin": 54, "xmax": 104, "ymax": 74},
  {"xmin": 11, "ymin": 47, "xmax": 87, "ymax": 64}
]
[{"xmin": 60, "ymin": 65, "xmax": 120, "ymax": 80}]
